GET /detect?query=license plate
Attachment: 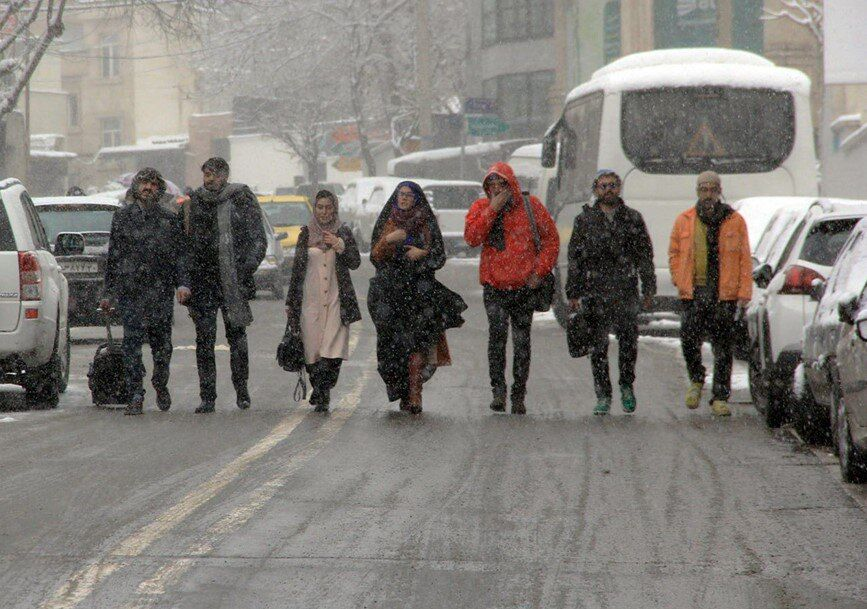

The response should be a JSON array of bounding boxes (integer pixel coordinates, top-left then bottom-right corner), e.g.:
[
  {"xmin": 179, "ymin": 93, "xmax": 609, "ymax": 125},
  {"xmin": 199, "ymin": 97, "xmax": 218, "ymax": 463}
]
[{"xmin": 61, "ymin": 261, "xmax": 98, "ymax": 274}]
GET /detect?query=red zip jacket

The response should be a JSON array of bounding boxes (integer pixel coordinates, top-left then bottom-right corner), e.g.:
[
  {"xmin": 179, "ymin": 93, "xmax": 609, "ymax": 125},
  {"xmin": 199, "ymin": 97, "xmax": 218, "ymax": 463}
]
[{"xmin": 464, "ymin": 162, "xmax": 560, "ymax": 290}]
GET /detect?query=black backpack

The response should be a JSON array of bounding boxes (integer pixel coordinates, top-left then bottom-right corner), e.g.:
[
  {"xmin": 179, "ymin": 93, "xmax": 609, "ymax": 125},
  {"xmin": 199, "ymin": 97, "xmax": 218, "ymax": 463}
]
[{"xmin": 88, "ymin": 314, "xmax": 131, "ymax": 405}]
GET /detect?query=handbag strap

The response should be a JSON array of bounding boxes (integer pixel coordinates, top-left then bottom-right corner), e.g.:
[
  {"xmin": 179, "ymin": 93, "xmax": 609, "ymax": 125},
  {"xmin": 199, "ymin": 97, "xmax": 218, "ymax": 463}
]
[
  {"xmin": 293, "ymin": 370, "xmax": 307, "ymax": 402},
  {"xmin": 521, "ymin": 190, "xmax": 542, "ymax": 254}
]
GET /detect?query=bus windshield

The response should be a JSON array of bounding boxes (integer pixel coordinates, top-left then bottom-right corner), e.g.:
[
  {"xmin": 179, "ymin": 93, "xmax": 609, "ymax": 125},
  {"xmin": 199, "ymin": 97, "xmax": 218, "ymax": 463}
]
[{"xmin": 621, "ymin": 87, "xmax": 795, "ymax": 174}]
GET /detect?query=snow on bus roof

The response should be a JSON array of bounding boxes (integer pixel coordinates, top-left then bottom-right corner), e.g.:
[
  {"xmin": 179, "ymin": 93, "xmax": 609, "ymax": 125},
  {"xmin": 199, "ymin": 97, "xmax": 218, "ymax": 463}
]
[{"xmin": 566, "ymin": 48, "xmax": 811, "ymax": 104}]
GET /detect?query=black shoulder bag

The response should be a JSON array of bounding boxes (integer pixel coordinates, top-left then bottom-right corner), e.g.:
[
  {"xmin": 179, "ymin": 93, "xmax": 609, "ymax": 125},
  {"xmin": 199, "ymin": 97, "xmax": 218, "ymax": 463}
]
[
  {"xmin": 276, "ymin": 321, "xmax": 307, "ymax": 401},
  {"xmin": 522, "ymin": 193, "xmax": 556, "ymax": 312}
]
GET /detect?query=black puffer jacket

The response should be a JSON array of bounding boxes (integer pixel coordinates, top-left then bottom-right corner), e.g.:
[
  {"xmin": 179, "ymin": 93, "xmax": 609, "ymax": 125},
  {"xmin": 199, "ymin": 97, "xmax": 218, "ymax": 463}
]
[
  {"xmin": 566, "ymin": 200, "xmax": 656, "ymax": 302},
  {"xmin": 285, "ymin": 225, "xmax": 362, "ymax": 331}
]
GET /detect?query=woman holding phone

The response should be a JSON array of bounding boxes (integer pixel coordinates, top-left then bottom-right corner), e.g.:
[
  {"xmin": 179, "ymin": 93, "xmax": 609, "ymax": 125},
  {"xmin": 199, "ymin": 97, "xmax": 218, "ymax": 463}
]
[
  {"xmin": 286, "ymin": 190, "xmax": 361, "ymax": 412},
  {"xmin": 368, "ymin": 181, "xmax": 466, "ymax": 414}
]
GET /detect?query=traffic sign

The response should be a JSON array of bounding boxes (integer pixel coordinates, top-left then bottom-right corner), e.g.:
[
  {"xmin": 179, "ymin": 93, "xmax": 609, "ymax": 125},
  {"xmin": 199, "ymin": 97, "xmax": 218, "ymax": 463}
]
[
  {"xmin": 467, "ymin": 114, "xmax": 509, "ymax": 137},
  {"xmin": 465, "ymin": 97, "xmax": 497, "ymax": 114}
]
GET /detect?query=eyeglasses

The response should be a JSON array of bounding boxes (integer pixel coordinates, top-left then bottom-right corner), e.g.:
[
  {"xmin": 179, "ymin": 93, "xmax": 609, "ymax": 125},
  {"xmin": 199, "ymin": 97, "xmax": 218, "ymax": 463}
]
[
  {"xmin": 397, "ymin": 190, "xmax": 415, "ymax": 198},
  {"xmin": 698, "ymin": 186, "xmax": 721, "ymax": 194},
  {"xmin": 596, "ymin": 183, "xmax": 619, "ymax": 191}
]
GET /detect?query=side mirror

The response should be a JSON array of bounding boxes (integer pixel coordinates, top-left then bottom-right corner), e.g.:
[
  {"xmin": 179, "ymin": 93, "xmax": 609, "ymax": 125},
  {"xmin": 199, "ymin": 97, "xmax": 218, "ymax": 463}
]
[
  {"xmin": 856, "ymin": 311, "xmax": 867, "ymax": 342},
  {"xmin": 274, "ymin": 232, "xmax": 288, "ymax": 241},
  {"xmin": 54, "ymin": 232, "xmax": 85, "ymax": 256},
  {"xmin": 541, "ymin": 134, "xmax": 557, "ymax": 168},
  {"xmin": 752, "ymin": 264, "xmax": 773, "ymax": 289},
  {"xmin": 838, "ymin": 295, "xmax": 858, "ymax": 325},
  {"xmin": 809, "ymin": 278, "xmax": 826, "ymax": 302}
]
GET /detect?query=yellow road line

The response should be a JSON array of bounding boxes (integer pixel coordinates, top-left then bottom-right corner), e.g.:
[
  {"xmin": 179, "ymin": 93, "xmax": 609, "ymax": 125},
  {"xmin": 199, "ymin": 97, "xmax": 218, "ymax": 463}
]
[
  {"xmin": 41, "ymin": 325, "xmax": 363, "ymax": 609},
  {"xmin": 124, "ymin": 353, "xmax": 374, "ymax": 607}
]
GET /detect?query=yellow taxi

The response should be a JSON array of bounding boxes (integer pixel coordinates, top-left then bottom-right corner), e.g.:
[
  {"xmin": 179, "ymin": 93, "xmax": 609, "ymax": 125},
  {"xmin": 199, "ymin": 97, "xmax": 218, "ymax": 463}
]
[{"xmin": 257, "ymin": 194, "xmax": 313, "ymax": 256}]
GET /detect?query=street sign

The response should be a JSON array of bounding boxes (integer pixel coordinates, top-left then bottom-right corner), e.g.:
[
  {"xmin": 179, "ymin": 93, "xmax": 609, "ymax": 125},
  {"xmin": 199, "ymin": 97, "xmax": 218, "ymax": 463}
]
[
  {"xmin": 467, "ymin": 114, "xmax": 509, "ymax": 137},
  {"xmin": 464, "ymin": 97, "xmax": 497, "ymax": 115}
]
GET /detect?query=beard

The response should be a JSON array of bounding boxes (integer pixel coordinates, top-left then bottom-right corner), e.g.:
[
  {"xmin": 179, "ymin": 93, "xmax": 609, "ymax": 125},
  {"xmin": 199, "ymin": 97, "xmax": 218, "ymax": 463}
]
[{"xmin": 136, "ymin": 189, "xmax": 159, "ymax": 205}]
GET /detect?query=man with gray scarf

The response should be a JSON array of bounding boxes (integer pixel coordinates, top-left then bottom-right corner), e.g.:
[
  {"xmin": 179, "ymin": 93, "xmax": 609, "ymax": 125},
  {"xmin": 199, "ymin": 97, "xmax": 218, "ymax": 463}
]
[{"xmin": 184, "ymin": 157, "xmax": 267, "ymax": 413}]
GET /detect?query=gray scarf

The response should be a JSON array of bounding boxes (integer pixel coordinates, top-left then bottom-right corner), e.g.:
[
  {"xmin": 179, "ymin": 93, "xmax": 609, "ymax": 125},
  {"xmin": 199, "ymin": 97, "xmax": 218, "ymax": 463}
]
[{"xmin": 196, "ymin": 184, "xmax": 254, "ymax": 327}]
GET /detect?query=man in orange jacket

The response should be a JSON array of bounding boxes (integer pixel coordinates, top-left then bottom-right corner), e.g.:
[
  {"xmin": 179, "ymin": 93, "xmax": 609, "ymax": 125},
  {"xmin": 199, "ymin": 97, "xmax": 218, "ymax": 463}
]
[
  {"xmin": 465, "ymin": 162, "xmax": 559, "ymax": 414},
  {"xmin": 669, "ymin": 171, "xmax": 752, "ymax": 417}
]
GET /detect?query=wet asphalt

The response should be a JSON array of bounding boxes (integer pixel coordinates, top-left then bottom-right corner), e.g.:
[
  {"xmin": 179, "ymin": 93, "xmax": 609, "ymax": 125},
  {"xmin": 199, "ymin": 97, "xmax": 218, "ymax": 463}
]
[{"xmin": 0, "ymin": 257, "xmax": 865, "ymax": 609}]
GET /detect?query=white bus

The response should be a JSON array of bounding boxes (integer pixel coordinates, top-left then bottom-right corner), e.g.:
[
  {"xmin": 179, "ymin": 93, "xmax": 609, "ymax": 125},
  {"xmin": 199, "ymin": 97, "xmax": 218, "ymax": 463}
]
[{"xmin": 542, "ymin": 48, "xmax": 818, "ymax": 316}]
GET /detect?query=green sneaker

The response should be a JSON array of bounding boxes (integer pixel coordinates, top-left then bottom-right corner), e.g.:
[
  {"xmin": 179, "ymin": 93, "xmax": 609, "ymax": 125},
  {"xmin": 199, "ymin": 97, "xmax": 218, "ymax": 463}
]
[
  {"xmin": 685, "ymin": 381, "xmax": 703, "ymax": 410},
  {"xmin": 593, "ymin": 396, "xmax": 611, "ymax": 416},
  {"xmin": 621, "ymin": 386, "xmax": 636, "ymax": 413}
]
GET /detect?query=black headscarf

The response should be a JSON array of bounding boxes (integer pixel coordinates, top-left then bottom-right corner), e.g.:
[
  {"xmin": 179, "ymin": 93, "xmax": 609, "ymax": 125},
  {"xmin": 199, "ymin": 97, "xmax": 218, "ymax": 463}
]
[{"xmin": 369, "ymin": 181, "xmax": 446, "ymax": 272}]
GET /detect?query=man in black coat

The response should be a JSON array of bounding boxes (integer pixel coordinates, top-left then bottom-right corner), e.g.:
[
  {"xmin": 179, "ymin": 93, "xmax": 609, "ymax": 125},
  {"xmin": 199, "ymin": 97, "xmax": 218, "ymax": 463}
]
[
  {"xmin": 101, "ymin": 168, "xmax": 190, "ymax": 415},
  {"xmin": 566, "ymin": 169, "xmax": 655, "ymax": 416},
  {"xmin": 183, "ymin": 157, "xmax": 267, "ymax": 413}
]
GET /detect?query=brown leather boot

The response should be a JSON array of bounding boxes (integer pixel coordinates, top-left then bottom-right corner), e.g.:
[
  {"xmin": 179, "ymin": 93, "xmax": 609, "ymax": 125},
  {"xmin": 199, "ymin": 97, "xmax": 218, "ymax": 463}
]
[{"xmin": 407, "ymin": 353, "xmax": 424, "ymax": 414}]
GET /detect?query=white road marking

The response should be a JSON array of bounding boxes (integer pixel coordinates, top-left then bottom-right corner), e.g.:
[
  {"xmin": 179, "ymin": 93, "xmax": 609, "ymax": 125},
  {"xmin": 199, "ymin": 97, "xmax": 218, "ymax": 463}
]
[
  {"xmin": 0, "ymin": 416, "xmax": 16, "ymax": 423},
  {"xmin": 41, "ymin": 326, "xmax": 363, "ymax": 609}
]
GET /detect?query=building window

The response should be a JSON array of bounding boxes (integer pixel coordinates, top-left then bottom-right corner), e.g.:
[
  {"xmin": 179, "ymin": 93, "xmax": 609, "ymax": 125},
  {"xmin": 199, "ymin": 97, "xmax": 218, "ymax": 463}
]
[
  {"xmin": 481, "ymin": 70, "xmax": 555, "ymax": 138},
  {"xmin": 59, "ymin": 23, "xmax": 85, "ymax": 53},
  {"xmin": 101, "ymin": 117, "xmax": 122, "ymax": 148},
  {"xmin": 654, "ymin": 0, "xmax": 718, "ymax": 49},
  {"xmin": 603, "ymin": 1, "xmax": 621, "ymax": 64},
  {"xmin": 101, "ymin": 35, "xmax": 120, "ymax": 78},
  {"xmin": 68, "ymin": 94, "xmax": 79, "ymax": 128},
  {"xmin": 732, "ymin": 0, "xmax": 763, "ymax": 54},
  {"xmin": 481, "ymin": 0, "xmax": 554, "ymax": 46}
]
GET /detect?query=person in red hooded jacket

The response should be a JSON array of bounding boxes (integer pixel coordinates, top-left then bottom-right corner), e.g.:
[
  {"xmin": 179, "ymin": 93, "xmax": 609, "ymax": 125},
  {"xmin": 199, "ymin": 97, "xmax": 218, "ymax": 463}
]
[{"xmin": 465, "ymin": 162, "xmax": 559, "ymax": 414}]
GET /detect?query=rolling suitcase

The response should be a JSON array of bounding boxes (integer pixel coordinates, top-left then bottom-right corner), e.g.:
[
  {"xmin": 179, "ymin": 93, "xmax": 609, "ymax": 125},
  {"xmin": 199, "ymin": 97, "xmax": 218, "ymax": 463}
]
[{"xmin": 88, "ymin": 311, "xmax": 131, "ymax": 405}]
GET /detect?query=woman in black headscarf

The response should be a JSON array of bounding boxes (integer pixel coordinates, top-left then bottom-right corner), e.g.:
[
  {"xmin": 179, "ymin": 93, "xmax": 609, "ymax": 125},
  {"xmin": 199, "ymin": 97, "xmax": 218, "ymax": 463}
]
[{"xmin": 368, "ymin": 181, "xmax": 466, "ymax": 414}]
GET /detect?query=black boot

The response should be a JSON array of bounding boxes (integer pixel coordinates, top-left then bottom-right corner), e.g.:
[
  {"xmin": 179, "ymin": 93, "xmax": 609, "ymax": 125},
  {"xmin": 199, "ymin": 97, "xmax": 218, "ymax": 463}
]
[
  {"xmin": 155, "ymin": 386, "xmax": 171, "ymax": 412},
  {"xmin": 236, "ymin": 385, "xmax": 251, "ymax": 410},
  {"xmin": 195, "ymin": 401, "xmax": 215, "ymax": 414},
  {"xmin": 489, "ymin": 392, "xmax": 506, "ymax": 413}
]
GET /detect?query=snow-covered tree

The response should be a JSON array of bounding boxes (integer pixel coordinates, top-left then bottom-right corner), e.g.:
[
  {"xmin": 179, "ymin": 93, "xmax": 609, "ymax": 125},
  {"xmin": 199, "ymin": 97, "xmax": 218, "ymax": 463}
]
[{"xmin": 762, "ymin": 0, "xmax": 823, "ymax": 44}]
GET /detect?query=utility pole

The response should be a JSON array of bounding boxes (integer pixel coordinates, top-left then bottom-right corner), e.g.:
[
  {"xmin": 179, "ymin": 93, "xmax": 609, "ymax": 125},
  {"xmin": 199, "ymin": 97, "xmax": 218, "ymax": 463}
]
[{"xmin": 415, "ymin": 0, "xmax": 433, "ymax": 150}]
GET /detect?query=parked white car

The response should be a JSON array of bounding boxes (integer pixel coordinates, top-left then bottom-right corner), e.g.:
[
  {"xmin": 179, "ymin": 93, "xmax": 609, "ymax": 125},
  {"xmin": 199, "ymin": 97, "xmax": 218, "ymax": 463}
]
[
  {"xmin": 747, "ymin": 199, "xmax": 867, "ymax": 431},
  {"xmin": 0, "ymin": 179, "xmax": 71, "ymax": 407},
  {"xmin": 803, "ymin": 219, "xmax": 867, "ymax": 471}
]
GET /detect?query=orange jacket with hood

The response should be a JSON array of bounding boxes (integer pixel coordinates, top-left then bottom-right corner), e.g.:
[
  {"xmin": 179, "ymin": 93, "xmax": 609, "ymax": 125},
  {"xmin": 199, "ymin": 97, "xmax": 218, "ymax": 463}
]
[
  {"xmin": 464, "ymin": 162, "xmax": 560, "ymax": 290},
  {"xmin": 668, "ymin": 206, "xmax": 752, "ymax": 302}
]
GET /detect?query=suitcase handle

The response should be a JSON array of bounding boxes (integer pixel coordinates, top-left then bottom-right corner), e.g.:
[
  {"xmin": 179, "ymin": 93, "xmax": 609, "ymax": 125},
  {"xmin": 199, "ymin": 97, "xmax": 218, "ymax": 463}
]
[{"xmin": 99, "ymin": 308, "xmax": 116, "ymax": 344}]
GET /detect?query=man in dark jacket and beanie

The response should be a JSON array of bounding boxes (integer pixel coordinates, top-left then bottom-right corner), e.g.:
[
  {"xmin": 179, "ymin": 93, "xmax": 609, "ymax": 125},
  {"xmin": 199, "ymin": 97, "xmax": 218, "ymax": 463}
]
[
  {"xmin": 101, "ymin": 168, "xmax": 190, "ymax": 415},
  {"xmin": 184, "ymin": 157, "xmax": 267, "ymax": 413},
  {"xmin": 566, "ymin": 170, "xmax": 655, "ymax": 415},
  {"xmin": 465, "ymin": 162, "xmax": 559, "ymax": 415},
  {"xmin": 669, "ymin": 171, "xmax": 751, "ymax": 417}
]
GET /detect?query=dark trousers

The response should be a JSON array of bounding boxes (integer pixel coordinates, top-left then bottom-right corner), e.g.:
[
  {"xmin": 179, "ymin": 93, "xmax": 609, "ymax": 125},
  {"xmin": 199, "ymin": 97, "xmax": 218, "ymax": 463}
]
[
  {"xmin": 121, "ymin": 316, "xmax": 172, "ymax": 400},
  {"xmin": 483, "ymin": 285, "xmax": 533, "ymax": 399},
  {"xmin": 306, "ymin": 358, "xmax": 343, "ymax": 399},
  {"xmin": 191, "ymin": 305, "xmax": 249, "ymax": 401},
  {"xmin": 680, "ymin": 287, "xmax": 737, "ymax": 401},
  {"xmin": 589, "ymin": 300, "xmax": 639, "ymax": 398}
]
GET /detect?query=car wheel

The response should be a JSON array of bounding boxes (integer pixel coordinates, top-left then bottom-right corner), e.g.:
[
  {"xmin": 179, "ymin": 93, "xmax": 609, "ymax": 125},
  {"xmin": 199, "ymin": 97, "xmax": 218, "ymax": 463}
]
[
  {"xmin": 835, "ymin": 390, "xmax": 867, "ymax": 483},
  {"xmin": 791, "ymin": 381, "xmax": 831, "ymax": 445},
  {"xmin": 59, "ymin": 323, "xmax": 71, "ymax": 394}
]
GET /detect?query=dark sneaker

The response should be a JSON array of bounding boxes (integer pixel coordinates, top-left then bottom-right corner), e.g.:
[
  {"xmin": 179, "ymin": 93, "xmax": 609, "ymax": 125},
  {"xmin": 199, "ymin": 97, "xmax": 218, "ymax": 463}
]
[
  {"xmin": 195, "ymin": 401, "xmax": 215, "ymax": 414},
  {"xmin": 313, "ymin": 403, "xmax": 329, "ymax": 413},
  {"xmin": 236, "ymin": 386, "xmax": 251, "ymax": 410},
  {"xmin": 489, "ymin": 394, "xmax": 506, "ymax": 412},
  {"xmin": 155, "ymin": 387, "xmax": 171, "ymax": 412},
  {"xmin": 309, "ymin": 388, "xmax": 321, "ymax": 407},
  {"xmin": 621, "ymin": 386, "xmax": 636, "ymax": 414},
  {"xmin": 511, "ymin": 396, "xmax": 526, "ymax": 415},
  {"xmin": 125, "ymin": 395, "xmax": 144, "ymax": 416},
  {"xmin": 593, "ymin": 396, "xmax": 611, "ymax": 416}
]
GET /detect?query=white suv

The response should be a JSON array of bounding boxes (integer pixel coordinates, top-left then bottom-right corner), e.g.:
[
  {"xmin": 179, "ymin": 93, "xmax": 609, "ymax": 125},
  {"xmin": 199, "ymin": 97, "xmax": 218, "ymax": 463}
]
[
  {"xmin": 0, "ymin": 179, "xmax": 70, "ymax": 407},
  {"xmin": 748, "ymin": 199, "xmax": 867, "ymax": 428}
]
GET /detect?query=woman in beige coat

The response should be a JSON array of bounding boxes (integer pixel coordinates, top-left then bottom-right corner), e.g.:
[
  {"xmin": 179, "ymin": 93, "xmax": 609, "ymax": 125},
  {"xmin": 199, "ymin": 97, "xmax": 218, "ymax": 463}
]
[{"xmin": 285, "ymin": 190, "xmax": 362, "ymax": 412}]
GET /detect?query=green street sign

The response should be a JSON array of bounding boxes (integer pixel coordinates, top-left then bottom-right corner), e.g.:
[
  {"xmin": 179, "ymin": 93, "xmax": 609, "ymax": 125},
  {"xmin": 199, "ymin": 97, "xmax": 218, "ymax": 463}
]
[{"xmin": 467, "ymin": 114, "xmax": 509, "ymax": 137}]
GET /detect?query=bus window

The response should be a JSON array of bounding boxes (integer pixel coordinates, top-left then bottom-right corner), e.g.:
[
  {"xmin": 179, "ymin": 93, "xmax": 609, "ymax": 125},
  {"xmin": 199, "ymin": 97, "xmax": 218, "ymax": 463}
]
[
  {"xmin": 559, "ymin": 92, "xmax": 603, "ymax": 204},
  {"xmin": 621, "ymin": 87, "xmax": 795, "ymax": 175}
]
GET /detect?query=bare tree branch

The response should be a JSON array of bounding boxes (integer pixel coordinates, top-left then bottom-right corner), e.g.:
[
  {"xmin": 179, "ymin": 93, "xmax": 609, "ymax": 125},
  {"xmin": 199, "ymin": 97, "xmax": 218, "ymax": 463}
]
[{"xmin": 762, "ymin": 0, "xmax": 823, "ymax": 44}]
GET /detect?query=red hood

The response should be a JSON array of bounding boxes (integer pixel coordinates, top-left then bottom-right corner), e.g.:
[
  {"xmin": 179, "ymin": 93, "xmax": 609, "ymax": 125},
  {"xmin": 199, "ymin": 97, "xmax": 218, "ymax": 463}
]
[{"xmin": 483, "ymin": 162, "xmax": 525, "ymax": 208}]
